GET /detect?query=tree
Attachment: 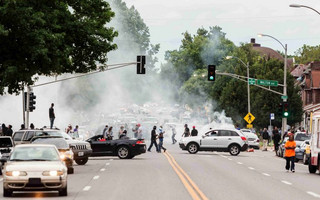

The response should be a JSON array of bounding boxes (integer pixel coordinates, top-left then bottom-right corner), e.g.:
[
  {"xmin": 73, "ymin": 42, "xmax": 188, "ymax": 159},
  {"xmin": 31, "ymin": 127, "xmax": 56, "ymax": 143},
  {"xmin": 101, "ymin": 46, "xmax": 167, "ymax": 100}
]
[
  {"xmin": 0, "ymin": 0, "xmax": 118, "ymax": 94},
  {"xmin": 294, "ymin": 44, "xmax": 320, "ymax": 64}
]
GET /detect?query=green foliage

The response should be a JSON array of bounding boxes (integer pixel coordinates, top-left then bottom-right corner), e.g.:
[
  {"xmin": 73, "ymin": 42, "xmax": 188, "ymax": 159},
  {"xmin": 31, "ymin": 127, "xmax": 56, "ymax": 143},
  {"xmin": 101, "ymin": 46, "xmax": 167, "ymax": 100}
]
[
  {"xmin": 295, "ymin": 44, "xmax": 320, "ymax": 64},
  {"xmin": 0, "ymin": 0, "xmax": 118, "ymax": 94}
]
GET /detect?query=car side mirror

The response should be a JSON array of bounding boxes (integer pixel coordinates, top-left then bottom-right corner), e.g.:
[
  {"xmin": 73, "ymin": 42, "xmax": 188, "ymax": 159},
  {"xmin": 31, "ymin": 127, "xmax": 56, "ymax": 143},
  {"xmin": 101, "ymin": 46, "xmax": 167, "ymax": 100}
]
[{"xmin": 202, "ymin": 135, "xmax": 206, "ymax": 138}]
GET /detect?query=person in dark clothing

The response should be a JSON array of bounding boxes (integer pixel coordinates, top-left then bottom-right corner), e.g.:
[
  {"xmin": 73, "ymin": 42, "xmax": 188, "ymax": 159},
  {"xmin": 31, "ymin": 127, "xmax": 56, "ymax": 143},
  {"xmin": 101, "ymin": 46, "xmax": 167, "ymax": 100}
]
[
  {"xmin": 182, "ymin": 124, "xmax": 190, "ymax": 137},
  {"xmin": 148, "ymin": 126, "xmax": 159, "ymax": 152},
  {"xmin": 1, "ymin": 124, "xmax": 8, "ymax": 136},
  {"xmin": 158, "ymin": 126, "xmax": 166, "ymax": 153},
  {"xmin": 49, "ymin": 103, "xmax": 55, "ymax": 129},
  {"xmin": 191, "ymin": 126, "xmax": 198, "ymax": 136},
  {"xmin": 30, "ymin": 123, "xmax": 35, "ymax": 129},
  {"xmin": 272, "ymin": 126, "xmax": 281, "ymax": 154},
  {"xmin": 6, "ymin": 125, "xmax": 13, "ymax": 137},
  {"xmin": 20, "ymin": 124, "xmax": 25, "ymax": 130},
  {"xmin": 262, "ymin": 128, "xmax": 270, "ymax": 151}
]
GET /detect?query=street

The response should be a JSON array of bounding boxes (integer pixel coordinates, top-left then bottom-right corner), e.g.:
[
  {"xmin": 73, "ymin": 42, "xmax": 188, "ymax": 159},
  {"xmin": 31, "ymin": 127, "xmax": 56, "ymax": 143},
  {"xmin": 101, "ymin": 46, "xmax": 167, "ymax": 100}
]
[{"xmin": 1, "ymin": 142, "xmax": 320, "ymax": 200}]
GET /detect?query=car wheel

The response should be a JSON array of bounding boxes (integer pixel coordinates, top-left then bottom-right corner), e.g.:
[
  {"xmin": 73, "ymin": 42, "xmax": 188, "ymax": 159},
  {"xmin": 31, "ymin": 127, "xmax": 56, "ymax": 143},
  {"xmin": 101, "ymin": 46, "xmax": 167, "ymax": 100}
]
[
  {"xmin": 67, "ymin": 167, "xmax": 74, "ymax": 174},
  {"xmin": 75, "ymin": 158, "xmax": 88, "ymax": 165},
  {"xmin": 3, "ymin": 187, "xmax": 12, "ymax": 197},
  {"xmin": 59, "ymin": 186, "xmax": 68, "ymax": 196},
  {"xmin": 308, "ymin": 157, "xmax": 317, "ymax": 174},
  {"xmin": 187, "ymin": 143, "xmax": 199, "ymax": 154},
  {"xmin": 229, "ymin": 144, "xmax": 240, "ymax": 156},
  {"xmin": 117, "ymin": 146, "xmax": 130, "ymax": 159}
]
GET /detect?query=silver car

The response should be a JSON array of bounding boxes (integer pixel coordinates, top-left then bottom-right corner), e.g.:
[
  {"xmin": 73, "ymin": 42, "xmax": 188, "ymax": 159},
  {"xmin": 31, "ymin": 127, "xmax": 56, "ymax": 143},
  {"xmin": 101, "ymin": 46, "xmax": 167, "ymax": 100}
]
[
  {"xmin": 241, "ymin": 131, "xmax": 260, "ymax": 149},
  {"xmin": 2, "ymin": 144, "xmax": 68, "ymax": 197}
]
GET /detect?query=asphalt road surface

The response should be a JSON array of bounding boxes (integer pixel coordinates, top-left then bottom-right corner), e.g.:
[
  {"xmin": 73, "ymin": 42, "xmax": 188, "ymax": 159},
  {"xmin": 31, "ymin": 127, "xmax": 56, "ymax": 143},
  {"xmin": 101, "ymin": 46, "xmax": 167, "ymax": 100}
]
[{"xmin": 1, "ymin": 142, "xmax": 320, "ymax": 200}]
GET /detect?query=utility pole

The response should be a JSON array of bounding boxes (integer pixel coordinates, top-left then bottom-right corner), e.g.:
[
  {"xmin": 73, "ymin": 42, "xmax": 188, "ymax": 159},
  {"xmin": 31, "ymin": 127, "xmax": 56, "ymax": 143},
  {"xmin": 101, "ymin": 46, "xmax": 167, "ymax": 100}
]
[{"xmin": 247, "ymin": 62, "xmax": 250, "ymax": 114}]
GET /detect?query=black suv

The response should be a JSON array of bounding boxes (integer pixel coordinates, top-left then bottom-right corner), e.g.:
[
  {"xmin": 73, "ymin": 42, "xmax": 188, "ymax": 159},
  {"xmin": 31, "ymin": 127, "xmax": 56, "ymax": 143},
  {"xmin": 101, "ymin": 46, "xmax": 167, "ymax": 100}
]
[
  {"xmin": 12, "ymin": 129, "xmax": 92, "ymax": 165},
  {"xmin": 0, "ymin": 136, "xmax": 14, "ymax": 175}
]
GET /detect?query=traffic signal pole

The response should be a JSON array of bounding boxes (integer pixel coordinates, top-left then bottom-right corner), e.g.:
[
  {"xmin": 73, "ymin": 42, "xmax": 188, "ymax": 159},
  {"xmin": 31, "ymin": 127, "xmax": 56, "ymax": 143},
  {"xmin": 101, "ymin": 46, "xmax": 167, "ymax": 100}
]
[
  {"xmin": 282, "ymin": 44, "xmax": 288, "ymax": 136},
  {"xmin": 25, "ymin": 86, "xmax": 31, "ymax": 128}
]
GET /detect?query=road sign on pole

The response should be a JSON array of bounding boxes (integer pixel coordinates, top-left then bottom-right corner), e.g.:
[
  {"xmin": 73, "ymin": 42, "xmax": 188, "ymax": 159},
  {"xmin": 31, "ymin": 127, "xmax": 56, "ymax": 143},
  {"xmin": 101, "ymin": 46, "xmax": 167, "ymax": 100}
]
[
  {"xmin": 281, "ymin": 95, "xmax": 288, "ymax": 100},
  {"xmin": 270, "ymin": 113, "xmax": 275, "ymax": 120},
  {"xmin": 244, "ymin": 113, "xmax": 255, "ymax": 124},
  {"xmin": 247, "ymin": 124, "xmax": 253, "ymax": 128},
  {"xmin": 248, "ymin": 78, "xmax": 256, "ymax": 85},
  {"xmin": 257, "ymin": 79, "xmax": 278, "ymax": 87}
]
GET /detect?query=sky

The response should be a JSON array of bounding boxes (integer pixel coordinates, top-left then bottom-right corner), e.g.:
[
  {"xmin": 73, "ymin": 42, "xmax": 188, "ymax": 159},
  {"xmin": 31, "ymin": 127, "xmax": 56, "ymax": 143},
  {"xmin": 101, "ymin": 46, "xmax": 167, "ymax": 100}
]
[{"xmin": 123, "ymin": 0, "xmax": 320, "ymax": 64}]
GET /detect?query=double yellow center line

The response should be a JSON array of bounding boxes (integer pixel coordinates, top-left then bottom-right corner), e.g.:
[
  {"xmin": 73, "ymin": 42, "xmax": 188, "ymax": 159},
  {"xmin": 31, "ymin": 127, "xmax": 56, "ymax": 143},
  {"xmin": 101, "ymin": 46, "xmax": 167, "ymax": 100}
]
[{"xmin": 164, "ymin": 151, "xmax": 209, "ymax": 200}]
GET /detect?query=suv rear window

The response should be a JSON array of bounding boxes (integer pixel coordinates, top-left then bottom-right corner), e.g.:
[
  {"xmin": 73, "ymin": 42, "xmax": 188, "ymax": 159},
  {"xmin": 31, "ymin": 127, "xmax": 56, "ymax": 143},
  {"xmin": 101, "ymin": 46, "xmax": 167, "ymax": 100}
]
[
  {"xmin": 24, "ymin": 131, "xmax": 35, "ymax": 141},
  {"xmin": 13, "ymin": 132, "xmax": 24, "ymax": 141}
]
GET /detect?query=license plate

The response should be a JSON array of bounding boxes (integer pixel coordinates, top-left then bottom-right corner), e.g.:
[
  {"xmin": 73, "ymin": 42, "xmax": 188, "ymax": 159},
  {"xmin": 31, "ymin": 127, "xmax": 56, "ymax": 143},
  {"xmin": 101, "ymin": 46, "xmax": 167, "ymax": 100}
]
[
  {"xmin": 29, "ymin": 178, "xmax": 41, "ymax": 184},
  {"xmin": 78, "ymin": 152, "xmax": 84, "ymax": 156}
]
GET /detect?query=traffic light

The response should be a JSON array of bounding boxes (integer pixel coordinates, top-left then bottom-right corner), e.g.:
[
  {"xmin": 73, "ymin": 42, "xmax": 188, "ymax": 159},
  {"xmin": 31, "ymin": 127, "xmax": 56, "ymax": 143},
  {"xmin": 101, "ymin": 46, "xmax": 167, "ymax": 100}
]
[
  {"xmin": 137, "ymin": 55, "xmax": 146, "ymax": 74},
  {"xmin": 29, "ymin": 92, "xmax": 36, "ymax": 112},
  {"xmin": 282, "ymin": 102, "xmax": 289, "ymax": 118},
  {"xmin": 207, "ymin": 65, "xmax": 216, "ymax": 81}
]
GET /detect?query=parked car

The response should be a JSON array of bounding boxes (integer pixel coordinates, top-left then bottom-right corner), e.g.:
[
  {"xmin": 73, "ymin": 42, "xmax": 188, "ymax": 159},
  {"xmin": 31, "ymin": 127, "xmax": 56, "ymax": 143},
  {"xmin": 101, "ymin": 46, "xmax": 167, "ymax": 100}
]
[
  {"xmin": 277, "ymin": 138, "xmax": 288, "ymax": 157},
  {"xmin": 241, "ymin": 130, "xmax": 260, "ymax": 149},
  {"xmin": 1, "ymin": 144, "xmax": 68, "ymax": 197},
  {"xmin": 0, "ymin": 136, "xmax": 14, "ymax": 175},
  {"xmin": 86, "ymin": 135, "xmax": 146, "ymax": 159},
  {"xmin": 12, "ymin": 129, "xmax": 92, "ymax": 165},
  {"xmin": 179, "ymin": 129, "xmax": 248, "ymax": 156},
  {"xmin": 31, "ymin": 137, "xmax": 74, "ymax": 174}
]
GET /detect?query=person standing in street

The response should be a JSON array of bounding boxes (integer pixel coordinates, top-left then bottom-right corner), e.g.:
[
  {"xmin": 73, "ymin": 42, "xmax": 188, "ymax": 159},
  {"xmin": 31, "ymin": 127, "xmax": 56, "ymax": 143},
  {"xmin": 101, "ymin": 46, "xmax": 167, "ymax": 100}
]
[
  {"xmin": 284, "ymin": 133, "xmax": 296, "ymax": 172},
  {"xmin": 73, "ymin": 125, "xmax": 79, "ymax": 138},
  {"xmin": 158, "ymin": 126, "xmax": 166, "ymax": 153},
  {"xmin": 191, "ymin": 126, "xmax": 198, "ymax": 136},
  {"xmin": 137, "ymin": 124, "xmax": 143, "ymax": 139},
  {"xmin": 30, "ymin": 123, "xmax": 35, "ymax": 129},
  {"xmin": 182, "ymin": 124, "xmax": 190, "ymax": 137},
  {"xmin": 6, "ymin": 125, "xmax": 13, "ymax": 137},
  {"xmin": 171, "ymin": 126, "xmax": 177, "ymax": 144},
  {"xmin": 132, "ymin": 124, "xmax": 139, "ymax": 138},
  {"xmin": 272, "ymin": 126, "xmax": 281, "ymax": 154},
  {"xmin": 102, "ymin": 125, "xmax": 108, "ymax": 139},
  {"xmin": 1, "ymin": 124, "xmax": 8, "ymax": 136},
  {"xmin": 49, "ymin": 103, "xmax": 55, "ymax": 129},
  {"xmin": 118, "ymin": 125, "xmax": 125, "ymax": 138},
  {"xmin": 148, "ymin": 126, "xmax": 159, "ymax": 152},
  {"xmin": 262, "ymin": 128, "xmax": 269, "ymax": 151},
  {"xmin": 107, "ymin": 126, "xmax": 113, "ymax": 140}
]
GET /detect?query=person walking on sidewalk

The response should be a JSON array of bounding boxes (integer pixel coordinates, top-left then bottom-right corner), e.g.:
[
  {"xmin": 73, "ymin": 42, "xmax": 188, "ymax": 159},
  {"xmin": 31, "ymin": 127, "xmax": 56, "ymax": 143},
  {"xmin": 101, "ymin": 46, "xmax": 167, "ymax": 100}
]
[
  {"xmin": 272, "ymin": 126, "xmax": 281, "ymax": 154},
  {"xmin": 262, "ymin": 128, "xmax": 269, "ymax": 151},
  {"xmin": 147, "ymin": 126, "xmax": 159, "ymax": 152},
  {"xmin": 49, "ymin": 103, "xmax": 55, "ymax": 129},
  {"xmin": 158, "ymin": 126, "xmax": 166, "ymax": 153},
  {"xmin": 284, "ymin": 133, "xmax": 296, "ymax": 172}
]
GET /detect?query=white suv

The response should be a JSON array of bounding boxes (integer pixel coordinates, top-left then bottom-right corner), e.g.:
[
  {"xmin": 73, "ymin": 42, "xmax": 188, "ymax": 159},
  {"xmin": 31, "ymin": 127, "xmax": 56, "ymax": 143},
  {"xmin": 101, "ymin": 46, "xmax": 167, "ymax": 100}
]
[{"xmin": 179, "ymin": 129, "xmax": 248, "ymax": 156}]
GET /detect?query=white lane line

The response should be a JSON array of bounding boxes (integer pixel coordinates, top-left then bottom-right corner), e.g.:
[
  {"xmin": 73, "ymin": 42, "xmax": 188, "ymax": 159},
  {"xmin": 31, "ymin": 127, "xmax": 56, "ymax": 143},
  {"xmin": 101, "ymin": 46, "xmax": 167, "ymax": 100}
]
[
  {"xmin": 228, "ymin": 158, "xmax": 233, "ymax": 161},
  {"xmin": 105, "ymin": 163, "xmax": 110, "ymax": 166},
  {"xmin": 248, "ymin": 167, "xmax": 255, "ymax": 170},
  {"xmin": 281, "ymin": 180, "xmax": 292, "ymax": 185},
  {"xmin": 307, "ymin": 191, "xmax": 320, "ymax": 198},
  {"xmin": 262, "ymin": 173, "xmax": 271, "ymax": 177},
  {"xmin": 220, "ymin": 155, "xmax": 227, "ymax": 158},
  {"xmin": 83, "ymin": 186, "xmax": 91, "ymax": 191},
  {"xmin": 93, "ymin": 175, "xmax": 100, "ymax": 180},
  {"xmin": 237, "ymin": 162, "xmax": 243, "ymax": 165},
  {"xmin": 200, "ymin": 155, "xmax": 211, "ymax": 158},
  {"xmin": 100, "ymin": 168, "xmax": 106, "ymax": 172}
]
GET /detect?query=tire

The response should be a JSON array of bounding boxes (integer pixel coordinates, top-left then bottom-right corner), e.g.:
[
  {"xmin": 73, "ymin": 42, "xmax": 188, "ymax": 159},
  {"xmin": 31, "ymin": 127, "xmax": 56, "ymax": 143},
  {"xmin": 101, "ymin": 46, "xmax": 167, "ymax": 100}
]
[
  {"xmin": 59, "ymin": 186, "xmax": 67, "ymax": 196},
  {"xmin": 3, "ymin": 187, "xmax": 12, "ymax": 197},
  {"xmin": 117, "ymin": 146, "xmax": 130, "ymax": 159},
  {"xmin": 75, "ymin": 158, "xmax": 88, "ymax": 165},
  {"xmin": 67, "ymin": 167, "xmax": 74, "ymax": 174},
  {"xmin": 187, "ymin": 143, "xmax": 199, "ymax": 154},
  {"xmin": 229, "ymin": 144, "xmax": 240, "ymax": 156},
  {"xmin": 308, "ymin": 157, "xmax": 317, "ymax": 174}
]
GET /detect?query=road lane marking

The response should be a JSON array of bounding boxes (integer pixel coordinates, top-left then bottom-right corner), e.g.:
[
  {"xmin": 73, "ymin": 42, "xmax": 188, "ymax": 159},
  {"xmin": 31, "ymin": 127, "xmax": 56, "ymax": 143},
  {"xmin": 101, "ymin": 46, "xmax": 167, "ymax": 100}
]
[
  {"xmin": 83, "ymin": 186, "xmax": 91, "ymax": 191},
  {"xmin": 228, "ymin": 158, "xmax": 232, "ymax": 161},
  {"xmin": 105, "ymin": 163, "xmax": 110, "ymax": 166},
  {"xmin": 200, "ymin": 155, "xmax": 211, "ymax": 158},
  {"xmin": 262, "ymin": 173, "xmax": 271, "ymax": 177},
  {"xmin": 100, "ymin": 168, "xmax": 106, "ymax": 172},
  {"xmin": 307, "ymin": 191, "xmax": 320, "ymax": 198},
  {"xmin": 93, "ymin": 176, "xmax": 100, "ymax": 180},
  {"xmin": 281, "ymin": 180, "xmax": 292, "ymax": 185},
  {"xmin": 165, "ymin": 152, "xmax": 209, "ymax": 200},
  {"xmin": 237, "ymin": 162, "xmax": 243, "ymax": 165},
  {"xmin": 220, "ymin": 155, "xmax": 227, "ymax": 158},
  {"xmin": 248, "ymin": 167, "xmax": 255, "ymax": 170}
]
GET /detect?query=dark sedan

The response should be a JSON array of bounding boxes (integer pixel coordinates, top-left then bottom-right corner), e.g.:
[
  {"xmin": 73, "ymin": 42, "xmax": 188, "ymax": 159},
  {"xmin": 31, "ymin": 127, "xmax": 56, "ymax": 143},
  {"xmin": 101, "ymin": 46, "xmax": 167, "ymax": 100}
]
[{"xmin": 86, "ymin": 135, "xmax": 146, "ymax": 159}]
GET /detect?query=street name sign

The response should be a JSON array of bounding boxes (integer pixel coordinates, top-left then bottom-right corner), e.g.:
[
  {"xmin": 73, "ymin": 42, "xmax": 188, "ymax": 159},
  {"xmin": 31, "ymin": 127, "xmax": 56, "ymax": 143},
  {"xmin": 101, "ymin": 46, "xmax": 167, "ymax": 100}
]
[
  {"xmin": 257, "ymin": 79, "xmax": 278, "ymax": 87},
  {"xmin": 281, "ymin": 95, "xmax": 288, "ymax": 100},
  {"xmin": 244, "ymin": 112, "xmax": 255, "ymax": 124},
  {"xmin": 248, "ymin": 78, "xmax": 256, "ymax": 85}
]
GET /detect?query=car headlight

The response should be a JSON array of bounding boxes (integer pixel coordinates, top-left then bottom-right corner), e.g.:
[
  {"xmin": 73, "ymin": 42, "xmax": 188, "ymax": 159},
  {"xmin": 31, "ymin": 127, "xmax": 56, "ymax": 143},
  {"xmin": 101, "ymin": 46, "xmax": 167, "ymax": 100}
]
[
  {"xmin": 42, "ymin": 170, "xmax": 64, "ymax": 176},
  {"xmin": 86, "ymin": 143, "xmax": 91, "ymax": 150},
  {"xmin": 6, "ymin": 171, "xmax": 27, "ymax": 177},
  {"xmin": 60, "ymin": 150, "xmax": 73, "ymax": 160}
]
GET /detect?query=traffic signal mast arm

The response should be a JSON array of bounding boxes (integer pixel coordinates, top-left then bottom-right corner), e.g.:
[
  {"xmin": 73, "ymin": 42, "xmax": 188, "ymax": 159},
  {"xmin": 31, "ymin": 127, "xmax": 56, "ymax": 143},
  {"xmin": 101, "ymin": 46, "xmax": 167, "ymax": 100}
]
[{"xmin": 216, "ymin": 71, "xmax": 284, "ymax": 96}]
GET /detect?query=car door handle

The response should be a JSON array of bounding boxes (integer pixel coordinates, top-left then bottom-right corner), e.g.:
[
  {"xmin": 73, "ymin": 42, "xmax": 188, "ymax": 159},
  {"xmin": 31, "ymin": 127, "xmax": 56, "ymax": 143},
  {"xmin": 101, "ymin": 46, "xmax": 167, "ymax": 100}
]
[
  {"xmin": 213, "ymin": 138, "xmax": 217, "ymax": 140},
  {"xmin": 228, "ymin": 138, "xmax": 232, "ymax": 140}
]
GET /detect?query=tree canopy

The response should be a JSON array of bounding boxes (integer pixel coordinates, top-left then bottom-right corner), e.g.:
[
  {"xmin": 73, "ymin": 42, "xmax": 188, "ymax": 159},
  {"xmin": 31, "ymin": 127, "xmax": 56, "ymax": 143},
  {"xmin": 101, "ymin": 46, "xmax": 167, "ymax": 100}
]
[
  {"xmin": 0, "ymin": 0, "xmax": 118, "ymax": 94},
  {"xmin": 294, "ymin": 44, "xmax": 320, "ymax": 64}
]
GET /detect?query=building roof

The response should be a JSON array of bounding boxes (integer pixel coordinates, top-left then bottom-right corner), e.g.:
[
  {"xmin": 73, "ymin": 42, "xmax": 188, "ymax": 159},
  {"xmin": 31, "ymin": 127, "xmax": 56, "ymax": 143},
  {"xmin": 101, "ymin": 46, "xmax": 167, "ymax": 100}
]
[{"xmin": 291, "ymin": 64, "xmax": 308, "ymax": 78}]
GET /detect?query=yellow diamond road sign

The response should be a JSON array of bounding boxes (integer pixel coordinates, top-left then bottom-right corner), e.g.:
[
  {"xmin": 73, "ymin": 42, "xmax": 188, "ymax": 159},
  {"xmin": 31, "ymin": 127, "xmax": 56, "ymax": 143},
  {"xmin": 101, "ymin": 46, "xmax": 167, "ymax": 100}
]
[
  {"xmin": 247, "ymin": 124, "xmax": 253, "ymax": 128},
  {"xmin": 244, "ymin": 113, "xmax": 255, "ymax": 124}
]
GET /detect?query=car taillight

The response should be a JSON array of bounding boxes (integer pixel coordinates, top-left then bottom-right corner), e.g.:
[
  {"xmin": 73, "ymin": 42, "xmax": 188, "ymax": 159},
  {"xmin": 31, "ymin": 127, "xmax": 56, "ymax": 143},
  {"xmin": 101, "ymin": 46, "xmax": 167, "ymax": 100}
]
[
  {"xmin": 241, "ymin": 136, "xmax": 247, "ymax": 141},
  {"xmin": 256, "ymin": 139, "xmax": 260, "ymax": 142},
  {"xmin": 136, "ymin": 140, "xmax": 144, "ymax": 144}
]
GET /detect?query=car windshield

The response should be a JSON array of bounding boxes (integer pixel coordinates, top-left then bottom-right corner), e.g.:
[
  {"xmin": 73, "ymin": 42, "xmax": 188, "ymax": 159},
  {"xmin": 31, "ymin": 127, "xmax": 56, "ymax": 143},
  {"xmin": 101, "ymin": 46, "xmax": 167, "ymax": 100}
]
[
  {"xmin": 9, "ymin": 146, "xmax": 60, "ymax": 161},
  {"xmin": 32, "ymin": 138, "xmax": 69, "ymax": 149},
  {"xmin": 40, "ymin": 131, "xmax": 72, "ymax": 140},
  {"xmin": 295, "ymin": 134, "xmax": 310, "ymax": 141}
]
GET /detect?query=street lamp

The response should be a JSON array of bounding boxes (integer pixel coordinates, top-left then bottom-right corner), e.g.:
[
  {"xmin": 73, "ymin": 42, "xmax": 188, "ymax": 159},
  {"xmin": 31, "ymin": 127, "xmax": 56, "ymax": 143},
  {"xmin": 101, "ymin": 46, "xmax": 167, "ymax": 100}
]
[
  {"xmin": 257, "ymin": 33, "xmax": 288, "ymax": 135},
  {"xmin": 290, "ymin": 4, "xmax": 320, "ymax": 15},
  {"xmin": 226, "ymin": 56, "xmax": 251, "ymax": 114}
]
